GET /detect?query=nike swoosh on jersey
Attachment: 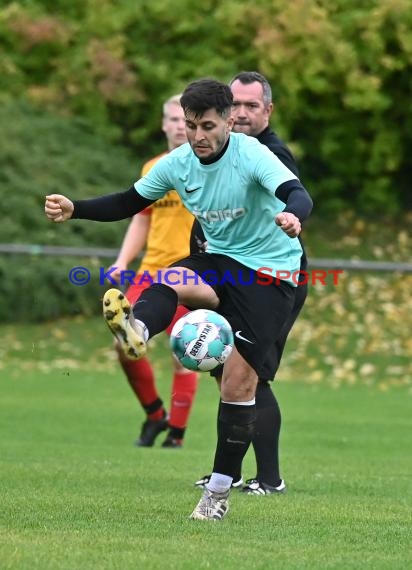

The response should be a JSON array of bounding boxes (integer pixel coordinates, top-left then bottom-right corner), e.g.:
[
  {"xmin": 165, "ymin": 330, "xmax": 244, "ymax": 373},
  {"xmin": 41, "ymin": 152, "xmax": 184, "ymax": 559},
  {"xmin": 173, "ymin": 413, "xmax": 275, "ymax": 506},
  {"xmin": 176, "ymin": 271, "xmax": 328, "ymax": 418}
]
[
  {"xmin": 185, "ymin": 186, "xmax": 201, "ymax": 193},
  {"xmin": 234, "ymin": 331, "xmax": 254, "ymax": 344}
]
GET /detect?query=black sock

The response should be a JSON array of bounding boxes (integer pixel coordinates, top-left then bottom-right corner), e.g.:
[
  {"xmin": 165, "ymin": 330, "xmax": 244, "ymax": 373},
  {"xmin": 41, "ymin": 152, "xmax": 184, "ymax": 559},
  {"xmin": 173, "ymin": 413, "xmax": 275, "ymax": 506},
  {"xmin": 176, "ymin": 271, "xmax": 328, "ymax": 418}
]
[
  {"xmin": 213, "ymin": 402, "xmax": 255, "ymax": 479},
  {"xmin": 215, "ymin": 399, "xmax": 242, "ymax": 482},
  {"xmin": 252, "ymin": 381, "xmax": 282, "ymax": 486},
  {"xmin": 167, "ymin": 426, "xmax": 185, "ymax": 440},
  {"xmin": 143, "ymin": 398, "xmax": 164, "ymax": 416},
  {"xmin": 132, "ymin": 283, "xmax": 178, "ymax": 338}
]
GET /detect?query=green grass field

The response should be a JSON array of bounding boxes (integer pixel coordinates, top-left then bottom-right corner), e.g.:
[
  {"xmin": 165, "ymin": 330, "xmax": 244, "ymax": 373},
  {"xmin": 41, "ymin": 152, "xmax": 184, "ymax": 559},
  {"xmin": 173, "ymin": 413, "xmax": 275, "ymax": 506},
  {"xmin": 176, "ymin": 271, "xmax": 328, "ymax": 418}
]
[{"xmin": 1, "ymin": 287, "xmax": 411, "ymax": 570}]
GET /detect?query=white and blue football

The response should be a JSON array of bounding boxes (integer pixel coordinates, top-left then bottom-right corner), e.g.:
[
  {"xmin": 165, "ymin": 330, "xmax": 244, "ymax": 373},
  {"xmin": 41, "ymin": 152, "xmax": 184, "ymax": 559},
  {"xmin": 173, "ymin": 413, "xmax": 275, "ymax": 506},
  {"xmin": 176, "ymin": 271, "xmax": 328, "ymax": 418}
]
[{"xmin": 170, "ymin": 309, "xmax": 234, "ymax": 372}]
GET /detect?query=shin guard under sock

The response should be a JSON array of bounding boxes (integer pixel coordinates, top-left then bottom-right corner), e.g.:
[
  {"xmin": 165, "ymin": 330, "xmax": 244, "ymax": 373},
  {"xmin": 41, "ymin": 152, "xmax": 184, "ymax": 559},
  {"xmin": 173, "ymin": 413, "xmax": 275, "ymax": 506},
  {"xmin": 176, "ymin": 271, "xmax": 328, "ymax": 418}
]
[
  {"xmin": 215, "ymin": 399, "xmax": 241, "ymax": 482},
  {"xmin": 213, "ymin": 402, "xmax": 255, "ymax": 479}
]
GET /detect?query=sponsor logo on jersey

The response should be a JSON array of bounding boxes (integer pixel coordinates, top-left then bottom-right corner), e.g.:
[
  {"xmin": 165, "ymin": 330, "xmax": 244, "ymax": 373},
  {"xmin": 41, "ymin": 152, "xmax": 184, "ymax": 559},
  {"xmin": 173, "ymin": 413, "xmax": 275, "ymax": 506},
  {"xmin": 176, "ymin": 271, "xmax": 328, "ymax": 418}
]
[{"xmin": 193, "ymin": 207, "xmax": 246, "ymax": 223}]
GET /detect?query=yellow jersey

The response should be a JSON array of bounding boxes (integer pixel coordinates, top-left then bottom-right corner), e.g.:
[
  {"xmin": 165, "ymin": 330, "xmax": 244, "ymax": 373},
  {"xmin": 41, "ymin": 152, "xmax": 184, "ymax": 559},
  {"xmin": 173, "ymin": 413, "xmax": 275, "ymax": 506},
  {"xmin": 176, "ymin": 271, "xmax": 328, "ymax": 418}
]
[{"xmin": 138, "ymin": 153, "xmax": 194, "ymax": 275}]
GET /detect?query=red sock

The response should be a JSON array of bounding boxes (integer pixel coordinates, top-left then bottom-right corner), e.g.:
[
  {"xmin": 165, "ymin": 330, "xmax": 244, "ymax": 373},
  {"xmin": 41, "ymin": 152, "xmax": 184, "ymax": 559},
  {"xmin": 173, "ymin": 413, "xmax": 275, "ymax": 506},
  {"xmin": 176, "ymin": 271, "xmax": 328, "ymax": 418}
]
[
  {"xmin": 120, "ymin": 356, "xmax": 165, "ymax": 421},
  {"xmin": 168, "ymin": 371, "xmax": 198, "ymax": 431}
]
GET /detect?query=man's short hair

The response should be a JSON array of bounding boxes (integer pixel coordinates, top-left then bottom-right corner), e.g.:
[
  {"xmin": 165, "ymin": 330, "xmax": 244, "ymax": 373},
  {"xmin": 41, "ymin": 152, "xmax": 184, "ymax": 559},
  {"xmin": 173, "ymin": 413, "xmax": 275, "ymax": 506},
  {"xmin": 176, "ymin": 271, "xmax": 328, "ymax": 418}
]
[
  {"xmin": 180, "ymin": 79, "xmax": 233, "ymax": 119},
  {"xmin": 230, "ymin": 71, "xmax": 272, "ymax": 107}
]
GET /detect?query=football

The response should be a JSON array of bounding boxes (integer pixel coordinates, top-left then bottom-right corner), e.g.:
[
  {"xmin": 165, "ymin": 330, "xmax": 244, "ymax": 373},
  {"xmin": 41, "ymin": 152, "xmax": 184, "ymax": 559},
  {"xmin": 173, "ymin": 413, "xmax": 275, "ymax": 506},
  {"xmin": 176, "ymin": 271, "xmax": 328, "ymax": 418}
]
[{"xmin": 170, "ymin": 309, "xmax": 234, "ymax": 372}]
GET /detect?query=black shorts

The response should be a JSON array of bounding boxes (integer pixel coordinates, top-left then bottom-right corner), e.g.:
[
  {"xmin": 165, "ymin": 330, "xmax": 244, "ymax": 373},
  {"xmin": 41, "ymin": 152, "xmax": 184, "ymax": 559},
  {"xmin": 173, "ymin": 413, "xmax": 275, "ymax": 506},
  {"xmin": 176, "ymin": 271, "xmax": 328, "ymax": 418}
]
[
  {"xmin": 258, "ymin": 281, "xmax": 307, "ymax": 381},
  {"xmin": 170, "ymin": 253, "xmax": 295, "ymax": 377},
  {"xmin": 211, "ymin": 280, "xmax": 308, "ymax": 381}
]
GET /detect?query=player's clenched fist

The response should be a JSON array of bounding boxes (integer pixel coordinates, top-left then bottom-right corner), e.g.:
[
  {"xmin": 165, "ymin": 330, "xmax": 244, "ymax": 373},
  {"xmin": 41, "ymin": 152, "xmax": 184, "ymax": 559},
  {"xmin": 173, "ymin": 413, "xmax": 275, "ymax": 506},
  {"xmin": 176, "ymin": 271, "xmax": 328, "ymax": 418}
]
[
  {"xmin": 44, "ymin": 194, "xmax": 74, "ymax": 223},
  {"xmin": 274, "ymin": 212, "xmax": 301, "ymax": 238}
]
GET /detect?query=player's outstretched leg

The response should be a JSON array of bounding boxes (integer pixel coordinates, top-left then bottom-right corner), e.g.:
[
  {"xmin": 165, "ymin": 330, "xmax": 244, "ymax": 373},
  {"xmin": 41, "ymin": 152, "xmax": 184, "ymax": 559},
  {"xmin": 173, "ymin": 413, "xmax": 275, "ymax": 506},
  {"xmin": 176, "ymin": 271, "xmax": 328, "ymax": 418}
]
[{"xmin": 103, "ymin": 288, "xmax": 146, "ymax": 360}]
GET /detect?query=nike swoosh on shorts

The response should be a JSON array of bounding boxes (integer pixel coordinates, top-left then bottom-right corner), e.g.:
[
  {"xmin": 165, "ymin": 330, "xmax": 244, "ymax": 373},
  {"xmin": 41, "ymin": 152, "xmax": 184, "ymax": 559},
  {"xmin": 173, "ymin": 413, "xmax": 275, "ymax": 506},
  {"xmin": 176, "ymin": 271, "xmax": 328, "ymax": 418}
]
[{"xmin": 234, "ymin": 331, "xmax": 254, "ymax": 344}]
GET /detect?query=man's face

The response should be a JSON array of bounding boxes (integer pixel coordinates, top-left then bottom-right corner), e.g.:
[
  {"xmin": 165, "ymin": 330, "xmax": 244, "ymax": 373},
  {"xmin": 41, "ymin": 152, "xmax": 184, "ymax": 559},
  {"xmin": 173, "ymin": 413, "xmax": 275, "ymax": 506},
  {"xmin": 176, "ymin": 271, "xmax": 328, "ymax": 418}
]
[
  {"xmin": 231, "ymin": 79, "xmax": 273, "ymax": 137},
  {"xmin": 185, "ymin": 108, "xmax": 233, "ymax": 160},
  {"xmin": 162, "ymin": 103, "xmax": 187, "ymax": 150}
]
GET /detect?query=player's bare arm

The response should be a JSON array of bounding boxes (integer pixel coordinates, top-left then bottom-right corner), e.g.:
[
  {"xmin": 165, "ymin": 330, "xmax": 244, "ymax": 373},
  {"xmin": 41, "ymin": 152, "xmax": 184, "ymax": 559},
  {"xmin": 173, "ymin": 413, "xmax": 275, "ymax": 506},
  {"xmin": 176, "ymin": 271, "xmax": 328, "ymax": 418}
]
[{"xmin": 109, "ymin": 213, "xmax": 151, "ymax": 282}]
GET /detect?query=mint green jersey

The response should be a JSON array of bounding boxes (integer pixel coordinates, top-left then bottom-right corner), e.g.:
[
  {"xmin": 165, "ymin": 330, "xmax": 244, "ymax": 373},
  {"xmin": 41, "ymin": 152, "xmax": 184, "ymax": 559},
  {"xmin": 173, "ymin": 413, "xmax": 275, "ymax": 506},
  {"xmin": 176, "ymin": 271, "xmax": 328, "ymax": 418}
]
[{"xmin": 135, "ymin": 132, "xmax": 303, "ymax": 283}]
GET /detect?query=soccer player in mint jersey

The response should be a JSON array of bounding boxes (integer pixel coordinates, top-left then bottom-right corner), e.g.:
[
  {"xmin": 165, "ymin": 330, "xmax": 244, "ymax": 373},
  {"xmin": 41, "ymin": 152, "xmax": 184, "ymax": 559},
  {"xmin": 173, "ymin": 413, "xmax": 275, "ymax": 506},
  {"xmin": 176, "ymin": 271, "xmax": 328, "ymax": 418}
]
[
  {"xmin": 45, "ymin": 78, "xmax": 313, "ymax": 521},
  {"xmin": 193, "ymin": 71, "xmax": 309, "ymax": 496}
]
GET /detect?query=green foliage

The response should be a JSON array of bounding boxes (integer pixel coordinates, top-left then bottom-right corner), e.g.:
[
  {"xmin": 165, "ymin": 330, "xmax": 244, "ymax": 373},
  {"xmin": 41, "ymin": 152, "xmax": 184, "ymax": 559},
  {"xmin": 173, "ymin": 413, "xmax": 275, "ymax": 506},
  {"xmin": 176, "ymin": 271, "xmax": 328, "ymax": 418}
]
[
  {"xmin": 1, "ymin": 0, "xmax": 411, "ymax": 213},
  {"xmin": 0, "ymin": 255, "xmax": 107, "ymax": 322},
  {"xmin": 250, "ymin": 0, "xmax": 412, "ymax": 214},
  {"xmin": 0, "ymin": 100, "xmax": 137, "ymax": 322},
  {"xmin": 1, "ymin": 0, "xmax": 412, "ymax": 324}
]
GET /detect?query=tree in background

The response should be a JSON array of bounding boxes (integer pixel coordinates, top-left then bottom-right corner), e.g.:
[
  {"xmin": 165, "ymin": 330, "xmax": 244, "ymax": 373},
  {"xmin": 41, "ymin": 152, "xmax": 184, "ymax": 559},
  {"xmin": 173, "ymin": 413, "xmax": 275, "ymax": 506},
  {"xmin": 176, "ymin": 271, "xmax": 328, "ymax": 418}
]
[{"xmin": 1, "ymin": 0, "xmax": 411, "ymax": 215}]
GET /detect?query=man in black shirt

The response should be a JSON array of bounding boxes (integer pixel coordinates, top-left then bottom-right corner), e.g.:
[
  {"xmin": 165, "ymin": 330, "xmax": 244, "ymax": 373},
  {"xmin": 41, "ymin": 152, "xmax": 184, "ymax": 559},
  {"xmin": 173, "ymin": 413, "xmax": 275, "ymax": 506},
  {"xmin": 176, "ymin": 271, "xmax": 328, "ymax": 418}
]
[{"xmin": 193, "ymin": 71, "xmax": 308, "ymax": 495}]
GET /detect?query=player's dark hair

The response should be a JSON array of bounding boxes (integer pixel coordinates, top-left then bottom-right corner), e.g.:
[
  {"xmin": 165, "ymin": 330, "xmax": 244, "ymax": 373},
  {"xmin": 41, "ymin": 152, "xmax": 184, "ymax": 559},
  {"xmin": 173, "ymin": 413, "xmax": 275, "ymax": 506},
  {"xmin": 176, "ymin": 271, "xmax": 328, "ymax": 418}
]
[
  {"xmin": 229, "ymin": 71, "xmax": 272, "ymax": 107},
  {"xmin": 180, "ymin": 79, "xmax": 233, "ymax": 119}
]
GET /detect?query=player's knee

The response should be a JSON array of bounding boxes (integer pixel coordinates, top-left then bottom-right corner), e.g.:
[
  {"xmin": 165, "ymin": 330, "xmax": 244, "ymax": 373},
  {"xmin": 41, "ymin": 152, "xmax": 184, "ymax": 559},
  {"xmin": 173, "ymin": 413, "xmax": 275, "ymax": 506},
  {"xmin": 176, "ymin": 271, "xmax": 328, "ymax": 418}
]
[{"xmin": 220, "ymin": 376, "xmax": 256, "ymax": 402}]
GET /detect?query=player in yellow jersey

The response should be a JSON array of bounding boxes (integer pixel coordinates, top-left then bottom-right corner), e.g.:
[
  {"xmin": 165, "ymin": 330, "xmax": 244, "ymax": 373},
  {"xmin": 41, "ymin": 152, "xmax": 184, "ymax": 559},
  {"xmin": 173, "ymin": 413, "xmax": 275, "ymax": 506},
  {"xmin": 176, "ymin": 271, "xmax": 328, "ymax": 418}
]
[{"xmin": 108, "ymin": 95, "xmax": 198, "ymax": 448}]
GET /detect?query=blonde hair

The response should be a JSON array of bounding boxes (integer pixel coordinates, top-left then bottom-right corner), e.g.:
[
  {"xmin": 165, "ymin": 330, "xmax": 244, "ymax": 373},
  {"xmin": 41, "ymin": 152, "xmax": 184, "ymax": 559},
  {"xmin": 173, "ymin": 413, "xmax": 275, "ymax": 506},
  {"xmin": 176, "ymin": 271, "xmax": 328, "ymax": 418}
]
[{"xmin": 163, "ymin": 94, "xmax": 182, "ymax": 116}]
